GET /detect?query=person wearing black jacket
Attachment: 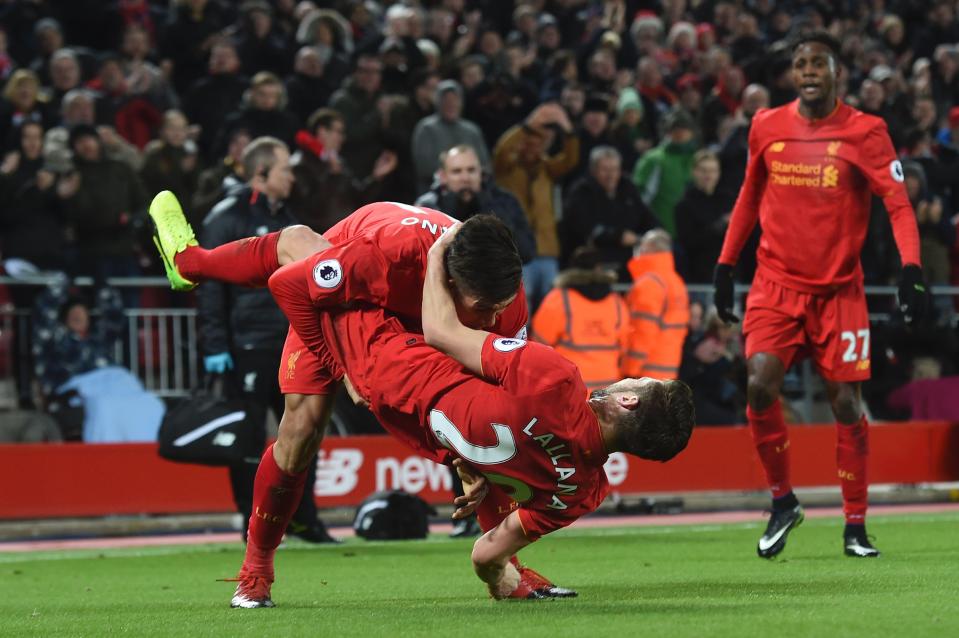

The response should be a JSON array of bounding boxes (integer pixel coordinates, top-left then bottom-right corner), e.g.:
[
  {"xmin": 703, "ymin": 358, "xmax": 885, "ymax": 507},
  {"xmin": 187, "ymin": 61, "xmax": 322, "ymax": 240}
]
[
  {"xmin": 675, "ymin": 149, "xmax": 734, "ymax": 283},
  {"xmin": 415, "ymin": 144, "xmax": 535, "ymax": 264},
  {"xmin": 198, "ymin": 136, "xmax": 335, "ymax": 543},
  {"xmin": 560, "ymin": 145, "xmax": 658, "ymax": 282}
]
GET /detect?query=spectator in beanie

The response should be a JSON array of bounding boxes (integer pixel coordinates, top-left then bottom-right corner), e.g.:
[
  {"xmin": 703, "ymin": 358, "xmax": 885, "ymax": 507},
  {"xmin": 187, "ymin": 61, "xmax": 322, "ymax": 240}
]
[
  {"xmin": 632, "ymin": 108, "xmax": 697, "ymax": 236},
  {"xmin": 411, "ymin": 79, "xmax": 489, "ymax": 194}
]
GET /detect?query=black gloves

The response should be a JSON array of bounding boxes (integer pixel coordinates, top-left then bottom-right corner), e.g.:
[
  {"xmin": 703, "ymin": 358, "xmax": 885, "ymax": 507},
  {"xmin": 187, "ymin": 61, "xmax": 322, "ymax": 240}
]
[
  {"xmin": 713, "ymin": 263, "xmax": 739, "ymax": 324},
  {"xmin": 898, "ymin": 264, "xmax": 928, "ymax": 326}
]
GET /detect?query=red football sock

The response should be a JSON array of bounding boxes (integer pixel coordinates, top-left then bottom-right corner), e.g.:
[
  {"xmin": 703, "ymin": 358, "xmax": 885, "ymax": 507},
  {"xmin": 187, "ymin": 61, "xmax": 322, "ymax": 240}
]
[
  {"xmin": 242, "ymin": 444, "xmax": 309, "ymax": 578},
  {"xmin": 837, "ymin": 415, "xmax": 869, "ymax": 524},
  {"xmin": 176, "ymin": 231, "xmax": 281, "ymax": 287},
  {"xmin": 476, "ymin": 485, "xmax": 518, "ymax": 533},
  {"xmin": 748, "ymin": 400, "xmax": 792, "ymax": 499}
]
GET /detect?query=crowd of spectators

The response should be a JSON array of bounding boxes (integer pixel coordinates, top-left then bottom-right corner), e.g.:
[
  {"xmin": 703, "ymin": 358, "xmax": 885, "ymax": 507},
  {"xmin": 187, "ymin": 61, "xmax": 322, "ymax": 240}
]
[{"xmin": 3, "ymin": 0, "xmax": 959, "ymax": 426}]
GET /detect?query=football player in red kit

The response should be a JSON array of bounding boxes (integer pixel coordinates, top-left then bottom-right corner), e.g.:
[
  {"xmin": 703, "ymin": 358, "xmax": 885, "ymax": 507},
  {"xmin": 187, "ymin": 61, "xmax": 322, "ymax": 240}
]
[
  {"xmin": 712, "ymin": 31, "xmax": 927, "ymax": 559},
  {"xmin": 266, "ymin": 226, "xmax": 694, "ymax": 599},
  {"xmin": 150, "ymin": 195, "xmax": 576, "ymax": 606}
]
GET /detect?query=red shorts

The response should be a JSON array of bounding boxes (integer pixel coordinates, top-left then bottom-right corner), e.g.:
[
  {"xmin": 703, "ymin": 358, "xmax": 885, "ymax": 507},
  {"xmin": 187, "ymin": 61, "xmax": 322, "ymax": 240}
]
[
  {"xmin": 326, "ymin": 306, "xmax": 458, "ymax": 465},
  {"xmin": 277, "ymin": 326, "xmax": 339, "ymax": 395},
  {"xmin": 743, "ymin": 273, "xmax": 871, "ymax": 382}
]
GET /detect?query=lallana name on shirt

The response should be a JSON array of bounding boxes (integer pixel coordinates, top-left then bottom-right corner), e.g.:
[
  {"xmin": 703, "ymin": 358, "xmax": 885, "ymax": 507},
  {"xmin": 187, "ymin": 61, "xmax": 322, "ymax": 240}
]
[{"xmin": 522, "ymin": 417, "xmax": 578, "ymax": 511}]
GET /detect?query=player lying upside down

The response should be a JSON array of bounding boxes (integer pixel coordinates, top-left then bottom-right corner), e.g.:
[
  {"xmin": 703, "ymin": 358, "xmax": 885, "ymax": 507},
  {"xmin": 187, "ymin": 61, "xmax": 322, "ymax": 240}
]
[
  {"xmin": 268, "ymin": 223, "xmax": 695, "ymax": 598},
  {"xmin": 150, "ymin": 194, "xmax": 590, "ymax": 604}
]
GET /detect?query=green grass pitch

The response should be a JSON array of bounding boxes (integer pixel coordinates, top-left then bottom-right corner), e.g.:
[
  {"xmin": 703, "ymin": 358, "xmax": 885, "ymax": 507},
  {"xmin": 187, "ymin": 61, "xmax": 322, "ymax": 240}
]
[{"xmin": 1, "ymin": 511, "xmax": 956, "ymax": 637}]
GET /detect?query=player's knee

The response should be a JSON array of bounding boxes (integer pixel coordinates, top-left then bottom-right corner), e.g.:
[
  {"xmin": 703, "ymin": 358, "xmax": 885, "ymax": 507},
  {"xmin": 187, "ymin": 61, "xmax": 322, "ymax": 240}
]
[
  {"xmin": 277, "ymin": 395, "xmax": 323, "ymax": 446},
  {"xmin": 832, "ymin": 393, "xmax": 861, "ymax": 424},
  {"xmin": 470, "ymin": 540, "xmax": 491, "ymax": 572},
  {"xmin": 278, "ymin": 225, "xmax": 331, "ymax": 265},
  {"xmin": 747, "ymin": 377, "xmax": 777, "ymax": 411}
]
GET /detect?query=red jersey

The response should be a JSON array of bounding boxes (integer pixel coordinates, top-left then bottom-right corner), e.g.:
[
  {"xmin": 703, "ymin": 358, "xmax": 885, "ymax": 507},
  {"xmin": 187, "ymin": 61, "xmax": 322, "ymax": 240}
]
[
  {"xmin": 313, "ymin": 201, "xmax": 528, "ymax": 337},
  {"xmin": 718, "ymin": 100, "xmax": 920, "ymax": 293},
  {"xmin": 325, "ymin": 307, "xmax": 609, "ymax": 542}
]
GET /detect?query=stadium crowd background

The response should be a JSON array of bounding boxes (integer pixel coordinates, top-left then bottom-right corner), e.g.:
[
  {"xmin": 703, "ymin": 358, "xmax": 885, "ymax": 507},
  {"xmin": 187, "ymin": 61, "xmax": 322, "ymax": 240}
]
[{"xmin": 2, "ymin": 0, "xmax": 959, "ymax": 431}]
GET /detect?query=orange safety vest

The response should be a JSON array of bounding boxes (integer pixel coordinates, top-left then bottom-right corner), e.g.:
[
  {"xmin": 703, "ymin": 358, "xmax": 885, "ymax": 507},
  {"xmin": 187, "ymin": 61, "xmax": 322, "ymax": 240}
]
[
  {"xmin": 531, "ymin": 281, "xmax": 629, "ymax": 391},
  {"xmin": 623, "ymin": 252, "xmax": 689, "ymax": 379}
]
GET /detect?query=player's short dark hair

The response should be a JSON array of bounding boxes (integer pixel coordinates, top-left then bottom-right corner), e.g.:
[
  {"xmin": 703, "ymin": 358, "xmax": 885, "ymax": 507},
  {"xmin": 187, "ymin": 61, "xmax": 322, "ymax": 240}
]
[
  {"xmin": 616, "ymin": 380, "xmax": 694, "ymax": 462},
  {"xmin": 444, "ymin": 214, "xmax": 522, "ymax": 305},
  {"xmin": 790, "ymin": 30, "xmax": 841, "ymax": 63}
]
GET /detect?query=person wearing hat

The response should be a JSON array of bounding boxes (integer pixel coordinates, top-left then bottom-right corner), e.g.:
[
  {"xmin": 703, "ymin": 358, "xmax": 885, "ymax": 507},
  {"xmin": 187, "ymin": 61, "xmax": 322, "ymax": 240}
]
[
  {"xmin": 411, "ymin": 79, "xmax": 490, "ymax": 193},
  {"xmin": 632, "ymin": 107, "xmax": 698, "ymax": 236},
  {"xmin": 568, "ymin": 93, "xmax": 614, "ymax": 184},
  {"xmin": 62, "ymin": 123, "xmax": 147, "ymax": 295},
  {"xmin": 235, "ymin": 1, "xmax": 292, "ymax": 79},
  {"xmin": 610, "ymin": 86, "xmax": 653, "ymax": 171}
]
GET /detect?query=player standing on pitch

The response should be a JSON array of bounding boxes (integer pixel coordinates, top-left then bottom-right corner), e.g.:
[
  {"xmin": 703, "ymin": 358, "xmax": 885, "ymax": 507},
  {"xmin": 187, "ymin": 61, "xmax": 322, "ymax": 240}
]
[{"xmin": 713, "ymin": 31, "xmax": 927, "ymax": 559}]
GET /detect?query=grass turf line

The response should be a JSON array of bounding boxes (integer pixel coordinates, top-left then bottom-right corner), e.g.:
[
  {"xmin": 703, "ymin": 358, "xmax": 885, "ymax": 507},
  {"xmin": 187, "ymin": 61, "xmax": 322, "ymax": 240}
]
[{"xmin": 0, "ymin": 512, "xmax": 956, "ymax": 637}]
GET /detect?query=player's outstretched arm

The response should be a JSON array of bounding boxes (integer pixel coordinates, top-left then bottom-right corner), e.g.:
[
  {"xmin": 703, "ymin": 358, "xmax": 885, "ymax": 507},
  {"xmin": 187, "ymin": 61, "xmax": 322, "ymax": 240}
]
[
  {"xmin": 471, "ymin": 510, "xmax": 533, "ymax": 599},
  {"xmin": 421, "ymin": 225, "xmax": 489, "ymax": 377}
]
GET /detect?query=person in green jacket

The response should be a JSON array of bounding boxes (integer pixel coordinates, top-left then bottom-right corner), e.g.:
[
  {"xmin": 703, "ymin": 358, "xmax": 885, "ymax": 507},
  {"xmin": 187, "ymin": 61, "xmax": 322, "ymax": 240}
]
[{"xmin": 632, "ymin": 109, "xmax": 698, "ymax": 236}]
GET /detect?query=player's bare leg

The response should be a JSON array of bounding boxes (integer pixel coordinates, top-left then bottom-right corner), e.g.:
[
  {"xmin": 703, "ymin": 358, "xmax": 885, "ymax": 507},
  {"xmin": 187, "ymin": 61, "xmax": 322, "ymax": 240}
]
[
  {"xmin": 272, "ymin": 393, "xmax": 334, "ymax": 472},
  {"xmin": 825, "ymin": 380, "xmax": 878, "ymax": 557},
  {"xmin": 747, "ymin": 354, "xmax": 804, "ymax": 558},
  {"xmin": 232, "ymin": 392, "xmax": 335, "ymax": 608},
  {"xmin": 275, "ymin": 225, "xmax": 332, "ymax": 267}
]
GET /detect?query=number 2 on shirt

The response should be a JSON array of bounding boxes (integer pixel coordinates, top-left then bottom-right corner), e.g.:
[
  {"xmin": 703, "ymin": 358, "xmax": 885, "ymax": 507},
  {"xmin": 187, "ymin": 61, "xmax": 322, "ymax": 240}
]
[{"xmin": 429, "ymin": 410, "xmax": 535, "ymax": 503}]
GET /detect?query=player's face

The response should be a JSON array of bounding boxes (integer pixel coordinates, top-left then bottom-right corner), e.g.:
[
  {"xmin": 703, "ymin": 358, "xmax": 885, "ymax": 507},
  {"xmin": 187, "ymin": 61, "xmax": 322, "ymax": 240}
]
[
  {"xmin": 791, "ymin": 42, "xmax": 837, "ymax": 108},
  {"xmin": 454, "ymin": 291, "xmax": 516, "ymax": 330},
  {"xmin": 589, "ymin": 377, "xmax": 661, "ymax": 419}
]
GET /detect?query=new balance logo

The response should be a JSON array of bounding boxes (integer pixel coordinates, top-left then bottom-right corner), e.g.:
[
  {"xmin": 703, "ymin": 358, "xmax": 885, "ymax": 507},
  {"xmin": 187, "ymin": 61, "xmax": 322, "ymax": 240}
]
[{"xmin": 315, "ymin": 449, "xmax": 363, "ymax": 496}]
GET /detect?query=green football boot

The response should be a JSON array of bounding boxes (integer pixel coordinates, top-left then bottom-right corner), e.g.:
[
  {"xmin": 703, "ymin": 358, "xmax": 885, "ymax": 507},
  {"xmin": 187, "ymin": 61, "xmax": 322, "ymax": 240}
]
[{"xmin": 149, "ymin": 190, "xmax": 198, "ymax": 291}]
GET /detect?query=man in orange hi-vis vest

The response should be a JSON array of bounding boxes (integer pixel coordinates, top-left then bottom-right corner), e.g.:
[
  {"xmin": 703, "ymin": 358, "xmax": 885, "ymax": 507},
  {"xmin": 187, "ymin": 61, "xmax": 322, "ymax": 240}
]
[
  {"xmin": 623, "ymin": 230, "xmax": 690, "ymax": 379},
  {"xmin": 531, "ymin": 248, "xmax": 629, "ymax": 391}
]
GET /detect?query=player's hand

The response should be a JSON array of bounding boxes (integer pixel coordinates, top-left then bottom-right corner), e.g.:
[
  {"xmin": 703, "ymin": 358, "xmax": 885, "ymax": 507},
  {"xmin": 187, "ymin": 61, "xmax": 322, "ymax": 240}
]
[
  {"xmin": 203, "ymin": 352, "xmax": 234, "ymax": 374},
  {"xmin": 898, "ymin": 264, "xmax": 928, "ymax": 326},
  {"xmin": 343, "ymin": 374, "xmax": 369, "ymax": 408},
  {"xmin": 713, "ymin": 263, "xmax": 740, "ymax": 324},
  {"xmin": 426, "ymin": 220, "xmax": 461, "ymax": 264},
  {"xmin": 451, "ymin": 458, "xmax": 489, "ymax": 520}
]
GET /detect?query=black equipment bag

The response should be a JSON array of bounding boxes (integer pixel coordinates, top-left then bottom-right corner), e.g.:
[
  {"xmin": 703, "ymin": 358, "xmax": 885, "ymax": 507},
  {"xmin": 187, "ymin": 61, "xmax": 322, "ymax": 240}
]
[
  {"xmin": 45, "ymin": 388, "xmax": 85, "ymax": 441},
  {"xmin": 157, "ymin": 374, "xmax": 258, "ymax": 466},
  {"xmin": 353, "ymin": 490, "xmax": 437, "ymax": 540}
]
